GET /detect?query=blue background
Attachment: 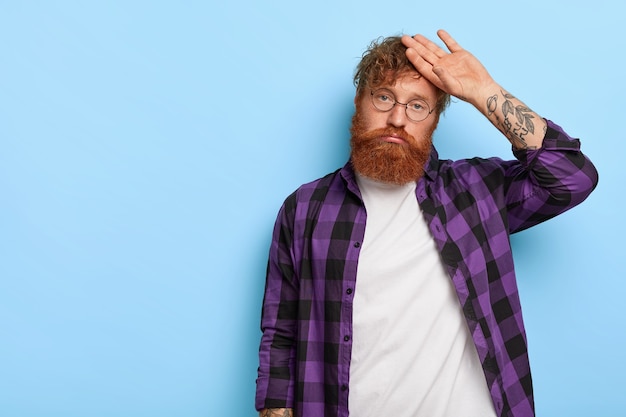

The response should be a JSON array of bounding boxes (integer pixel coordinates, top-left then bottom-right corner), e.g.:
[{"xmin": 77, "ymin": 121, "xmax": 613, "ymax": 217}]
[{"xmin": 1, "ymin": 1, "xmax": 623, "ymax": 416}]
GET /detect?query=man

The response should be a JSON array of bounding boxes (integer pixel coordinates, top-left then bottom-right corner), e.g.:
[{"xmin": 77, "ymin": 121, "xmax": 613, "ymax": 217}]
[{"xmin": 255, "ymin": 30, "xmax": 598, "ymax": 417}]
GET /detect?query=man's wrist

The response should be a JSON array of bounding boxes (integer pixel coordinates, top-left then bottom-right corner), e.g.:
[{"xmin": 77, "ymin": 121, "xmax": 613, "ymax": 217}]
[{"xmin": 472, "ymin": 80, "xmax": 501, "ymax": 113}]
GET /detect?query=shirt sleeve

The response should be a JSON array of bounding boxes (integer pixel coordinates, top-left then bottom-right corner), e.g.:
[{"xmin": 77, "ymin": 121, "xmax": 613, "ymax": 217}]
[
  {"xmin": 504, "ymin": 119, "xmax": 599, "ymax": 233},
  {"xmin": 256, "ymin": 193, "xmax": 299, "ymax": 410}
]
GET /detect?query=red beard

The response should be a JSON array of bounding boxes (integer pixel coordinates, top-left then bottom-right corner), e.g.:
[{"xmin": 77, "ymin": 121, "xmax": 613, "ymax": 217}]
[{"xmin": 349, "ymin": 112, "xmax": 434, "ymax": 185}]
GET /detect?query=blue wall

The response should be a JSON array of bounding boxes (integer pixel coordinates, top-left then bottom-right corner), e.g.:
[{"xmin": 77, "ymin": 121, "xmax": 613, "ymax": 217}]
[{"xmin": 1, "ymin": 1, "xmax": 622, "ymax": 415}]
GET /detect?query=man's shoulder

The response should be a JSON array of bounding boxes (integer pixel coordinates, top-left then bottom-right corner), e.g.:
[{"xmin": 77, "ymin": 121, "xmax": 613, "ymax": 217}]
[
  {"xmin": 275, "ymin": 167, "xmax": 349, "ymax": 222},
  {"xmin": 287, "ymin": 167, "xmax": 346, "ymax": 203}
]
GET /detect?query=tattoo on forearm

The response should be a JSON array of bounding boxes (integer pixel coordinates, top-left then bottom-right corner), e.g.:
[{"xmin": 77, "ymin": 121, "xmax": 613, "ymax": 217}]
[
  {"xmin": 502, "ymin": 91, "xmax": 535, "ymax": 134},
  {"xmin": 260, "ymin": 409, "xmax": 293, "ymax": 417},
  {"xmin": 487, "ymin": 94, "xmax": 498, "ymax": 116},
  {"xmin": 487, "ymin": 90, "xmax": 538, "ymax": 150}
]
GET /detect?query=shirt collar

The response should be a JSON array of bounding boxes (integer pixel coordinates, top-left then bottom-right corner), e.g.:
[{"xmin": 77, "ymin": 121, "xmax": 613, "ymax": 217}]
[
  {"xmin": 423, "ymin": 145, "xmax": 440, "ymax": 182},
  {"xmin": 340, "ymin": 160, "xmax": 362, "ymax": 199}
]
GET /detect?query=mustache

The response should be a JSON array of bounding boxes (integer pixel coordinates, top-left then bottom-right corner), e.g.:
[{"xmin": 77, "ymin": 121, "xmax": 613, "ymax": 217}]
[{"xmin": 353, "ymin": 126, "xmax": 416, "ymax": 146}]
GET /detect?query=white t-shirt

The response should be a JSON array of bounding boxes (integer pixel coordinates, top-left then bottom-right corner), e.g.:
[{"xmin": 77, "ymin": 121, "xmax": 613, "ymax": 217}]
[{"xmin": 348, "ymin": 175, "xmax": 497, "ymax": 417}]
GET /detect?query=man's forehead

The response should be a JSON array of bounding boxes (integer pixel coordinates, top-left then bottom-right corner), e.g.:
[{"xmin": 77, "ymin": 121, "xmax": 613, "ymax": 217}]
[
  {"xmin": 381, "ymin": 72, "xmax": 436, "ymax": 98},
  {"xmin": 379, "ymin": 69, "xmax": 421, "ymax": 84}
]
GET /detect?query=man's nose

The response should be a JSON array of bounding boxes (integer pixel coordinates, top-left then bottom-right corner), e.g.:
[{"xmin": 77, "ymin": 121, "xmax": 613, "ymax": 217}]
[{"xmin": 386, "ymin": 103, "xmax": 408, "ymax": 127}]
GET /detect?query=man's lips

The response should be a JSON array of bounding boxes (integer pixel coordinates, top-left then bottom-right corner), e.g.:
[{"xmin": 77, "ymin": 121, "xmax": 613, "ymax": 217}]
[{"xmin": 380, "ymin": 135, "xmax": 407, "ymax": 145}]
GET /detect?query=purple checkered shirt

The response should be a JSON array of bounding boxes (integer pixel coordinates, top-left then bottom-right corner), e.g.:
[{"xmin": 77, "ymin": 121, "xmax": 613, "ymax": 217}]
[{"xmin": 256, "ymin": 120, "xmax": 598, "ymax": 417}]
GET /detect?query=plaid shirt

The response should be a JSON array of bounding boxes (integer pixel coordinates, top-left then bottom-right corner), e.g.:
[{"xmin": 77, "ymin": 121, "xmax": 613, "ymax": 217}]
[{"xmin": 256, "ymin": 120, "xmax": 598, "ymax": 417}]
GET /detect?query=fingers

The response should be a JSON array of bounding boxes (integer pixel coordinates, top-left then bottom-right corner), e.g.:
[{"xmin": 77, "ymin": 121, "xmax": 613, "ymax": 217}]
[
  {"xmin": 402, "ymin": 34, "xmax": 445, "ymax": 61},
  {"xmin": 402, "ymin": 30, "xmax": 464, "ymax": 57},
  {"xmin": 401, "ymin": 36, "xmax": 441, "ymax": 78},
  {"xmin": 404, "ymin": 47, "xmax": 431, "ymax": 73},
  {"xmin": 402, "ymin": 34, "xmax": 445, "ymax": 88},
  {"xmin": 404, "ymin": 47, "xmax": 444, "ymax": 90},
  {"xmin": 437, "ymin": 29, "xmax": 464, "ymax": 53}
]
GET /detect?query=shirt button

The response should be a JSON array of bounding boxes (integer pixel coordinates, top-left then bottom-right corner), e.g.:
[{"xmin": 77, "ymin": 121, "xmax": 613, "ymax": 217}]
[
  {"xmin": 341, "ymin": 385, "xmax": 348, "ymax": 391},
  {"xmin": 354, "ymin": 242, "xmax": 361, "ymax": 248},
  {"xmin": 346, "ymin": 288, "xmax": 353, "ymax": 295},
  {"xmin": 344, "ymin": 335, "xmax": 350, "ymax": 341}
]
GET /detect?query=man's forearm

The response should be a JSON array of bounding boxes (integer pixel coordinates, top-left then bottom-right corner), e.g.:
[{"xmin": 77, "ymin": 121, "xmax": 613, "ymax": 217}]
[
  {"xmin": 474, "ymin": 82, "xmax": 547, "ymax": 150},
  {"xmin": 259, "ymin": 408, "xmax": 293, "ymax": 417}
]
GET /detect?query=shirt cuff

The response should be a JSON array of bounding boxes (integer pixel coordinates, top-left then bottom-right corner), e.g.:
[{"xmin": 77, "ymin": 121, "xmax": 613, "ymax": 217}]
[{"xmin": 513, "ymin": 119, "xmax": 582, "ymax": 166}]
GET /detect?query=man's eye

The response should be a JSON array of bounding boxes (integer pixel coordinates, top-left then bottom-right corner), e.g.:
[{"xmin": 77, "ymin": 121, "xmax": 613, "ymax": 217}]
[
  {"xmin": 410, "ymin": 103, "xmax": 424, "ymax": 111},
  {"xmin": 378, "ymin": 94, "xmax": 391, "ymax": 102}
]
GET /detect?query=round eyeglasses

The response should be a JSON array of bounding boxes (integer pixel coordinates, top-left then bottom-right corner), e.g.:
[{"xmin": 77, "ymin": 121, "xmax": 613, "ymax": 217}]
[{"xmin": 370, "ymin": 88, "xmax": 434, "ymax": 122}]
